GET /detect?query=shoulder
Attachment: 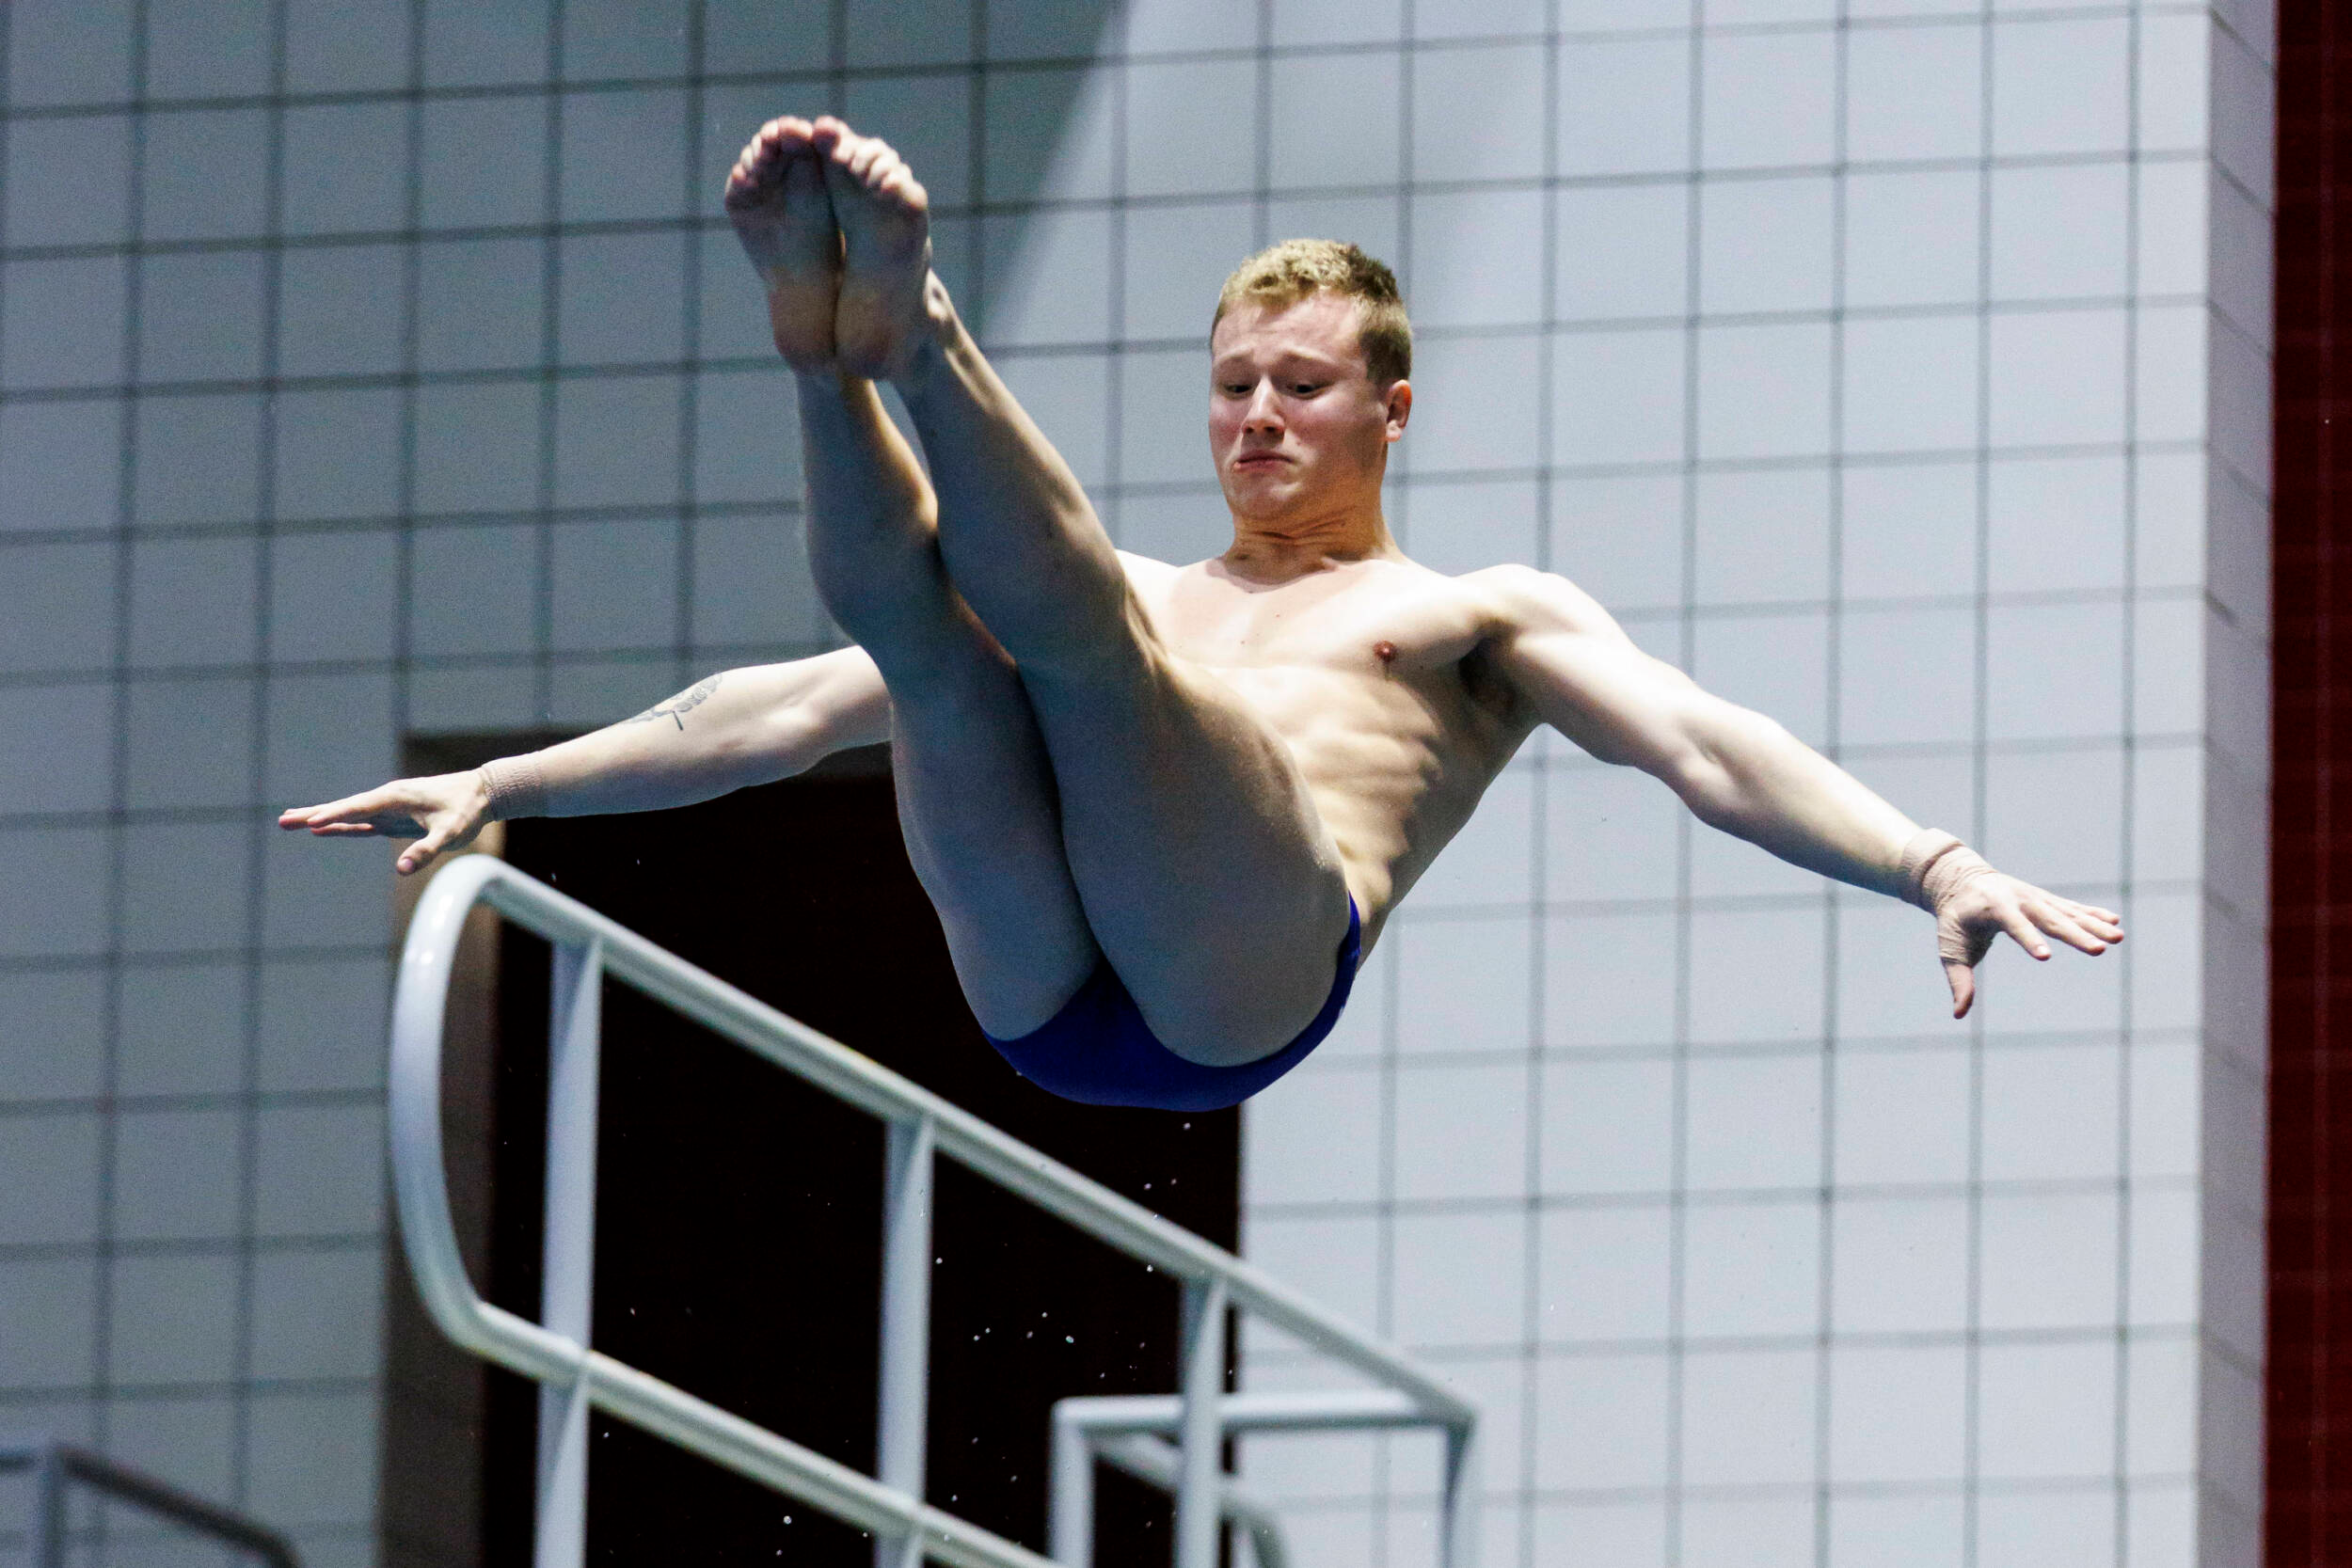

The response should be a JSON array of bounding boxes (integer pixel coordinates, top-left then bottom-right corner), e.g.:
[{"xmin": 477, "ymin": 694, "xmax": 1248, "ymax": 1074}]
[
  {"xmin": 1456, "ymin": 563, "xmax": 1624, "ymax": 640},
  {"xmin": 1115, "ymin": 548, "xmax": 1187, "ymax": 586}
]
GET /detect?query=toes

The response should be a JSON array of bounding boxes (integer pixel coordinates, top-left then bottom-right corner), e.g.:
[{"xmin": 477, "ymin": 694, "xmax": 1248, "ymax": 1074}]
[
  {"xmin": 736, "ymin": 117, "xmax": 819, "ymax": 184},
  {"xmin": 783, "ymin": 147, "xmax": 829, "ymax": 196}
]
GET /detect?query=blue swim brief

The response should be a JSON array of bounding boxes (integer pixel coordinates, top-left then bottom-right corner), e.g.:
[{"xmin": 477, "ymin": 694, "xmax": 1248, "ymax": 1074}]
[{"xmin": 982, "ymin": 898, "xmax": 1362, "ymax": 1112}]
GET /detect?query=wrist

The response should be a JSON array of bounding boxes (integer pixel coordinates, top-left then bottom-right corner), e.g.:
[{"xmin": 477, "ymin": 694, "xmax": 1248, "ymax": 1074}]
[
  {"xmin": 479, "ymin": 755, "xmax": 548, "ymax": 821},
  {"xmin": 1899, "ymin": 828, "xmax": 1997, "ymax": 914},
  {"xmin": 1897, "ymin": 829, "xmax": 1964, "ymax": 911}
]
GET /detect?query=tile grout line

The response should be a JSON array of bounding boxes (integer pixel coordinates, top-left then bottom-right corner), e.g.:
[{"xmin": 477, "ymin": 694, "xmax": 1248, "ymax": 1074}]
[
  {"xmin": 228, "ymin": 0, "xmax": 294, "ymax": 1513},
  {"xmin": 1372, "ymin": 7, "xmax": 1418, "ymax": 1560},
  {"xmin": 87, "ymin": 0, "xmax": 154, "ymax": 1537},
  {"xmin": 1963, "ymin": 6, "xmax": 1998, "ymax": 1563},
  {"xmin": 532, "ymin": 4, "xmax": 568, "ymax": 728},
  {"xmin": 390, "ymin": 0, "xmax": 427, "ymax": 792},
  {"xmin": 1522, "ymin": 7, "xmax": 1566, "ymax": 1563},
  {"xmin": 674, "ymin": 0, "xmax": 711, "ymax": 694},
  {"xmin": 1813, "ymin": 6, "xmax": 1853, "ymax": 1563},
  {"xmin": 1666, "ymin": 5, "xmax": 1711, "ymax": 1562},
  {"xmin": 2110, "ymin": 0, "xmax": 2143, "ymax": 1559}
]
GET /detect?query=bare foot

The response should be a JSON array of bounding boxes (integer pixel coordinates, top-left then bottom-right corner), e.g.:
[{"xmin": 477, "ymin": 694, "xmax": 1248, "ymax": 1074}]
[
  {"xmin": 807, "ymin": 117, "xmax": 934, "ymax": 382},
  {"xmin": 723, "ymin": 116, "xmax": 839, "ymax": 372}
]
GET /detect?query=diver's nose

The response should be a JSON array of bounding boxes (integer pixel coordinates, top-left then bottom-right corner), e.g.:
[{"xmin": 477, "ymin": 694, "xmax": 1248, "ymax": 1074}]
[{"xmin": 1241, "ymin": 378, "xmax": 1283, "ymax": 433}]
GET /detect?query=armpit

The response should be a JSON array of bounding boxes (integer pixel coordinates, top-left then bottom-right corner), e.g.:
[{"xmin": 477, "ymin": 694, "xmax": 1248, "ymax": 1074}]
[{"xmin": 1454, "ymin": 637, "xmax": 1528, "ymax": 721}]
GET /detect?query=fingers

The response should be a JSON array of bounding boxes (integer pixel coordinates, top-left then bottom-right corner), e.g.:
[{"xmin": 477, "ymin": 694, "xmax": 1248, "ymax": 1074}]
[
  {"xmin": 1944, "ymin": 958, "xmax": 1975, "ymax": 1019},
  {"xmin": 1933, "ymin": 875, "xmax": 2129, "ymax": 1023},
  {"xmin": 278, "ymin": 784, "xmax": 428, "ymax": 840},
  {"xmin": 2005, "ymin": 879, "xmax": 2123, "ymax": 942},
  {"xmin": 394, "ymin": 828, "xmax": 449, "ymax": 877},
  {"xmin": 2057, "ymin": 896, "xmax": 2125, "ymax": 942},
  {"xmin": 277, "ymin": 814, "xmax": 380, "ymax": 836},
  {"xmin": 1995, "ymin": 905, "xmax": 2052, "ymax": 961},
  {"xmin": 2026, "ymin": 898, "xmax": 2109, "ymax": 956},
  {"xmin": 279, "ymin": 788, "xmax": 389, "ymax": 830}
]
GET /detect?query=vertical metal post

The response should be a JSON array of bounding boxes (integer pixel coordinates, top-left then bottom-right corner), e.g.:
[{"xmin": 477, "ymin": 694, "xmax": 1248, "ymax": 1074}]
[
  {"xmin": 1438, "ymin": 1419, "xmax": 1480, "ymax": 1568},
  {"xmin": 535, "ymin": 937, "xmax": 603, "ymax": 1568},
  {"xmin": 1046, "ymin": 1410, "xmax": 1093, "ymax": 1567},
  {"xmin": 31, "ymin": 1444, "xmax": 64, "ymax": 1568},
  {"xmin": 1175, "ymin": 1277, "xmax": 1230, "ymax": 1568},
  {"xmin": 875, "ymin": 1114, "xmax": 935, "ymax": 1568}
]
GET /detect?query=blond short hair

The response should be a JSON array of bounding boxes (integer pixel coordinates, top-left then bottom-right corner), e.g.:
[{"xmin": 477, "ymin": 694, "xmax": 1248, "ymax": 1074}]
[{"xmin": 1213, "ymin": 239, "xmax": 1411, "ymax": 387}]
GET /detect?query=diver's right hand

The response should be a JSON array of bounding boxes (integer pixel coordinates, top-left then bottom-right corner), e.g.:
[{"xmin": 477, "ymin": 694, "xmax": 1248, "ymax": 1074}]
[{"xmin": 277, "ymin": 769, "xmax": 492, "ymax": 876}]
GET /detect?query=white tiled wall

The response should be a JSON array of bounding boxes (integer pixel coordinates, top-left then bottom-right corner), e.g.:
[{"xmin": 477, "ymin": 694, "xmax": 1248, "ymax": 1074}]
[
  {"xmin": 1171, "ymin": 3, "xmax": 2262, "ymax": 1566},
  {"xmin": 0, "ymin": 0, "xmax": 2271, "ymax": 1565},
  {"xmin": 0, "ymin": 1, "xmax": 856, "ymax": 1562}
]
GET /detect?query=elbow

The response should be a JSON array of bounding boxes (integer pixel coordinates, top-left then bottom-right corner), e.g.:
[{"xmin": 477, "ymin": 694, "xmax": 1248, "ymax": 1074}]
[
  {"xmin": 1659, "ymin": 710, "xmax": 1791, "ymax": 832},
  {"xmin": 1665, "ymin": 752, "xmax": 1744, "ymax": 832},
  {"xmin": 750, "ymin": 707, "xmax": 832, "ymax": 778}
]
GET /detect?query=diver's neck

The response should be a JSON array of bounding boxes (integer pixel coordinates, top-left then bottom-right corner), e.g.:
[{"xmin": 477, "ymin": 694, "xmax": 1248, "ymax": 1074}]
[{"xmin": 1220, "ymin": 504, "xmax": 1398, "ymax": 581}]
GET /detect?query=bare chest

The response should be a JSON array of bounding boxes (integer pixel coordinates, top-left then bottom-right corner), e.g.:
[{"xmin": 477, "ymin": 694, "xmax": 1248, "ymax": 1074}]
[
  {"xmin": 1139, "ymin": 557, "xmax": 1486, "ymax": 680},
  {"xmin": 1134, "ymin": 557, "xmax": 1524, "ymax": 803}
]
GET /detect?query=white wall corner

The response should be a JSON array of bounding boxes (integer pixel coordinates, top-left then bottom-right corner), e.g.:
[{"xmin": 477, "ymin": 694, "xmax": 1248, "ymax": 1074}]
[{"xmin": 2196, "ymin": 4, "xmax": 2277, "ymax": 1562}]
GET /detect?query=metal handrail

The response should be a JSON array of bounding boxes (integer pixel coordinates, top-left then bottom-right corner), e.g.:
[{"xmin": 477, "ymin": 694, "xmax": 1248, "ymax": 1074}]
[
  {"xmin": 1084, "ymin": 1435, "xmax": 1289, "ymax": 1568},
  {"xmin": 389, "ymin": 853, "xmax": 1478, "ymax": 1568},
  {"xmin": 0, "ymin": 1438, "xmax": 302, "ymax": 1568},
  {"xmin": 1049, "ymin": 1390, "xmax": 1467, "ymax": 1568}
]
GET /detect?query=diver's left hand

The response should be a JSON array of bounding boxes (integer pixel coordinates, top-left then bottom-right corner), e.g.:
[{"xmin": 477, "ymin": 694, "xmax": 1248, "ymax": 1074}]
[{"xmin": 1929, "ymin": 861, "xmax": 2124, "ymax": 1019}]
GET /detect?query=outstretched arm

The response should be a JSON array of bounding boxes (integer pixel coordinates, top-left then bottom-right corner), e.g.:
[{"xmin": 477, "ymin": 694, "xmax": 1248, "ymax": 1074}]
[
  {"xmin": 278, "ymin": 647, "xmax": 892, "ymax": 875},
  {"xmin": 1480, "ymin": 566, "xmax": 2122, "ymax": 1016}
]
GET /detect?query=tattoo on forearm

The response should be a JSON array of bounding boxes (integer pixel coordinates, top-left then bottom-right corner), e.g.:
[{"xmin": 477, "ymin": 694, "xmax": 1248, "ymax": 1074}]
[{"xmin": 624, "ymin": 674, "xmax": 722, "ymax": 731}]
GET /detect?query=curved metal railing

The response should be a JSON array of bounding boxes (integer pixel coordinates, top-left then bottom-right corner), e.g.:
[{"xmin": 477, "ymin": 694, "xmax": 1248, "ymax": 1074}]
[
  {"xmin": 389, "ymin": 853, "xmax": 1478, "ymax": 1568},
  {"xmin": 0, "ymin": 1439, "xmax": 301, "ymax": 1568}
]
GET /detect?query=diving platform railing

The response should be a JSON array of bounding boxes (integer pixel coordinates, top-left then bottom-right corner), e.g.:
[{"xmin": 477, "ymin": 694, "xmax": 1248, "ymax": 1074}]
[
  {"xmin": 389, "ymin": 854, "xmax": 1478, "ymax": 1568},
  {"xmin": 0, "ymin": 1437, "xmax": 302, "ymax": 1567}
]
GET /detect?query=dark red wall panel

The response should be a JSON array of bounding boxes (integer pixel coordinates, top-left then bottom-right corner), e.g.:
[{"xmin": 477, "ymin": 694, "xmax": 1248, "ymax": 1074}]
[{"xmin": 2271, "ymin": 6, "xmax": 2352, "ymax": 1561}]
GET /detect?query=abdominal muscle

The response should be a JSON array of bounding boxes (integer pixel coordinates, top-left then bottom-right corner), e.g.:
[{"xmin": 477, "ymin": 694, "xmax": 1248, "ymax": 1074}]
[{"xmin": 1126, "ymin": 553, "xmax": 1535, "ymax": 950}]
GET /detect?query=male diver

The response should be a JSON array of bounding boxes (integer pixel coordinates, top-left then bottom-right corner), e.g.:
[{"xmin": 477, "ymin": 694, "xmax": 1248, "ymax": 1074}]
[{"xmin": 281, "ymin": 117, "xmax": 2122, "ymax": 1111}]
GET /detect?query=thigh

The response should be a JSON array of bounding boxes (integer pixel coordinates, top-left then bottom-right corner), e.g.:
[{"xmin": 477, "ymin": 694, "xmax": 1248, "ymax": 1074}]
[
  {"xmin": 1018, "ymin": 643, "xmax": 1356, "ymax": 1067},
  {"xmin": 881, "ymin": 604, "xmax": 1103, "ymax": 1039}
]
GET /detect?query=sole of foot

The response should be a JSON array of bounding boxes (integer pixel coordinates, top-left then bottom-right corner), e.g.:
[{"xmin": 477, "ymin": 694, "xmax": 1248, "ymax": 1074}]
[
  {"xmin": 809, "ymin": 116, "xmax": 934, "ymax": 382},
  {"xmin": 724, "ymin": 116, "xmax": 842, "ymax": 372}
]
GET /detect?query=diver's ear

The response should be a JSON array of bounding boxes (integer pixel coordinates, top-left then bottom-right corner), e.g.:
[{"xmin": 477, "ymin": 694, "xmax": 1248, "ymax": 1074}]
[{"xmin": 1384, "ymin": 378, "xmax": 1411, "ymax": 441}]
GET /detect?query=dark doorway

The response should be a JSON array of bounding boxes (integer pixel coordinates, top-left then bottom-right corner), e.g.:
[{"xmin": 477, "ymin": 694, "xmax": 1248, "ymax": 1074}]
[{"xmin": 382, "ymin": 743, "xmax": 1239, "ymax": 1567}]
